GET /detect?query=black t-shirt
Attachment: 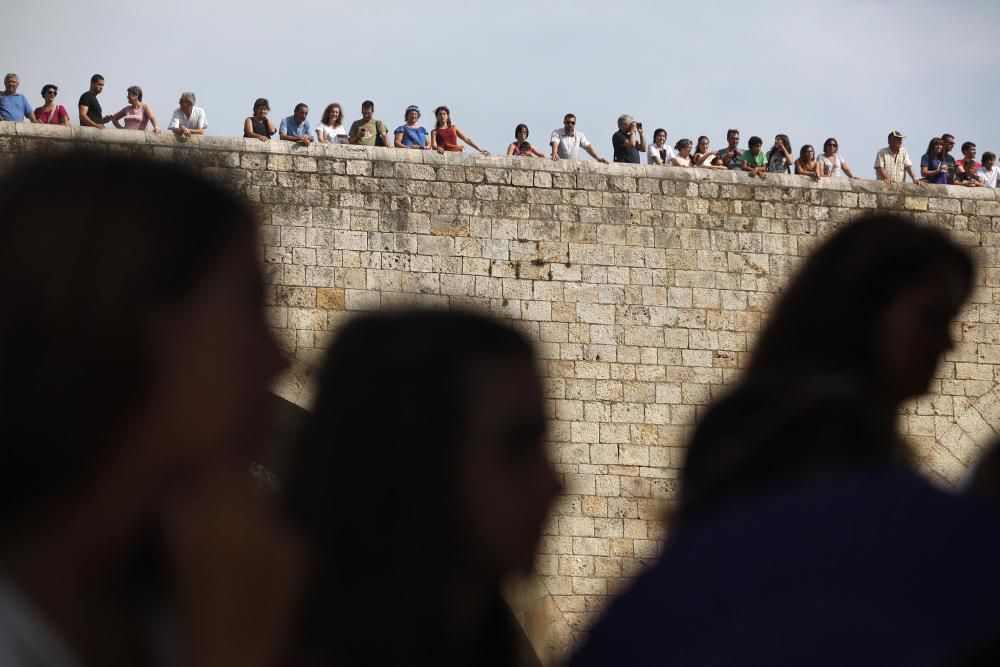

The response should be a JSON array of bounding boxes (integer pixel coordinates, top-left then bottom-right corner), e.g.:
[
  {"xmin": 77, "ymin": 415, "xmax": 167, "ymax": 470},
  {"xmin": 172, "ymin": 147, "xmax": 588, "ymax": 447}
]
[
  {"xmin": 612, "ymin": 130, "xmax": 641, "ymax": 164},
  {"xmin": 78, "ymin": 91, "xmax": 103, "ymax": 125},
  {"xmin": 942, "ymin": 154, "xmax": 957, "ymax": 184}
]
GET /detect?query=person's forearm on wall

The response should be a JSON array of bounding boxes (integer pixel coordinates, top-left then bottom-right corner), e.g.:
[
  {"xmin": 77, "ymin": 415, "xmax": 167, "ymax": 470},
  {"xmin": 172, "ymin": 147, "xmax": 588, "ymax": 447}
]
[{"xmin": 79, "ymin": 106, "xmax": 102, "ymax": 128}]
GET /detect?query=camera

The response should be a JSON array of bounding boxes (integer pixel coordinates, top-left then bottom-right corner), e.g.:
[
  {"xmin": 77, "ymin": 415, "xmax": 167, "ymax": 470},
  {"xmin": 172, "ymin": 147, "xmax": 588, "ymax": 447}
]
[{"xmin": 636, "ymin": 122, "xmax": 643, "ymax": 130}]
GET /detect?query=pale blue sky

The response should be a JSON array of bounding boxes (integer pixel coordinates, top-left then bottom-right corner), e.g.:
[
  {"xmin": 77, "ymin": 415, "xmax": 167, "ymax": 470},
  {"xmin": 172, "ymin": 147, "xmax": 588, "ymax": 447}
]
[{"xmin": 4, "ymin": 0, "xmax": 999, "ymax": 174}]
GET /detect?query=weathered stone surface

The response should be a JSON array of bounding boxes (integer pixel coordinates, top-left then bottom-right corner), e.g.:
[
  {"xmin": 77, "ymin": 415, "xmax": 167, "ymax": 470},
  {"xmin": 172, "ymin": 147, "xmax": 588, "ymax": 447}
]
[{"xmin": 5, "ymin": 123, "xmax": 1000, "ymax": 657}]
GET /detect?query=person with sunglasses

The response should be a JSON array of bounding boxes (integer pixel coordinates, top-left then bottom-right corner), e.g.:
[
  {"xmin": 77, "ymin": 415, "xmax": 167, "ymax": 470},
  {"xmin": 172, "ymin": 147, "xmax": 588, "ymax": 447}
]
[
  {"xmin": 33, "ymin": 84, "xmax": 69, "ymax": 125},
  {"xmin": 818, "ymin": 138, "xmax": 856, "ymax": 179},
  {"xmin": 550, "ymin": 113, "xmax": 608, "ymax": 163},
  {"xmin": 940, "ymin": 133, "xmax": 957, "ymax": 184}
]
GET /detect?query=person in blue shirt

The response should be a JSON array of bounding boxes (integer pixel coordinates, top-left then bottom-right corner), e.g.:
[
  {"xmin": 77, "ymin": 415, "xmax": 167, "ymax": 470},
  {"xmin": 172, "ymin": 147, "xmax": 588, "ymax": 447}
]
[
  {"xmin": 0, "ymin": 73, "xmax": 38, "ymax": 123},
  {"xmin": 393, "ymin": 105, "xmax": 429, "ymax": 150},
  {"xmin": 278, "ymin": 103, "xmax": 313, "ymax": 146},
  {"xmin": 920, "ymin": 137, "xmax": 949, "ymax": 185}
]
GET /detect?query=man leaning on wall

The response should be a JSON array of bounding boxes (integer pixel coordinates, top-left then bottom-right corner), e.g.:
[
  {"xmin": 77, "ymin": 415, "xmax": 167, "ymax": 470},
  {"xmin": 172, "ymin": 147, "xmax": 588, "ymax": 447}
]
[
  {"xmin": 78, "ymin": 74, "xmax": 110, "ymax": 129},
  {"xmin": 550, "ymin": 113, "xmax": 608, "ymax": 164},
  {"xmin": 874, "ymin": 131, "xmax": 925, "ymax": 188},
  {"xmin": 169, "ymin": 92, "xmax": 208, "ymax": 139}
]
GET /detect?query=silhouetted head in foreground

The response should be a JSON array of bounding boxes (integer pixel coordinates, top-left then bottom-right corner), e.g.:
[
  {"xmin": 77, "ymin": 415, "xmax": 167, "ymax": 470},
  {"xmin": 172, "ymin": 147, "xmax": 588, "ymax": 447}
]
[
  {"xmin": 748, "ymin": 213, "xmax": 973, "ymax": 403},
  {"xmin": 679, "ymin": 213, "xmax": 974, "ymax": 525},
  {"xmin": 285, "ymin": 310, "xmax": 559, "ymax": 667},
  {"xmin": 0, "ymin": 152, "xmax": 294, "ymax": 665}
]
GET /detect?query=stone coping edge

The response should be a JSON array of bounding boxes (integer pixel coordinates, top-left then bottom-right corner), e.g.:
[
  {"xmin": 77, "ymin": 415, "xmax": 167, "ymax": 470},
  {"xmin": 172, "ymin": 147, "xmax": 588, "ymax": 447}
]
[{"xmin": 2, "ymin": 121, "xmax": 996, "ymax": 202}]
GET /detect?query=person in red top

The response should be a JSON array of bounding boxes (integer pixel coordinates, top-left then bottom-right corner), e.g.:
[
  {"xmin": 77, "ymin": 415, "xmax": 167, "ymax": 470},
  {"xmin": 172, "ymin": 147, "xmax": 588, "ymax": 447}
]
[
  {"xmin": 431, "ymin": 106, "xmax": 490, "ymax": 156},
  {"xmin": 33, "ymin": 84, "xmax": 70, "ymax": 125},
  {"xmin": 956, "ymin": 142, "xmax": 983, "ymax": 187}
]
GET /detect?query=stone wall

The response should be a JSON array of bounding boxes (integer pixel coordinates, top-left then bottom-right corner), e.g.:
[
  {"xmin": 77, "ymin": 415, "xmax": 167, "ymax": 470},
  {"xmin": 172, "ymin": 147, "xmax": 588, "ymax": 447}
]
[{"xmin": 4, "ymin": 122, "xmax": 1000, "ymax": 658}]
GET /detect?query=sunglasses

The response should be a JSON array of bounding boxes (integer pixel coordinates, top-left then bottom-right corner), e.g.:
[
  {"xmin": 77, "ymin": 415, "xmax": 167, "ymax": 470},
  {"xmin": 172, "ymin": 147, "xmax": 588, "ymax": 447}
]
[
  {"xmin": 565, "ymin": 121, "xmax": 576, "ymax": 125},
  {"xmin": 44, "ymin": 89, "xmax": 57, "ymax": 95}
]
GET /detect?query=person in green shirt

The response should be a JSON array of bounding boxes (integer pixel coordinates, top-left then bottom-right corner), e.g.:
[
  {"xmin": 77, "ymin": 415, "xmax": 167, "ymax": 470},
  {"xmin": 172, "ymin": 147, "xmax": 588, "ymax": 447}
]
[
  {"xmin": 741, "ymin": 136, "xmax": 768, "ymax": 180},
  {"xmin": 348, "ymin": 99, "xmax": 389, "ymax": 147}
]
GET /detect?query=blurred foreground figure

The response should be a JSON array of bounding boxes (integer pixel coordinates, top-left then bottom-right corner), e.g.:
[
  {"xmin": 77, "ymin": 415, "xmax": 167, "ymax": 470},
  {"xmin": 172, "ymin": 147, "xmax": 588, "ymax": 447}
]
[
  {"xmin": 570, "ymin": 215, "xmax": 1000, "ymax": 666},
  {"xmin": 0, "ymin": 153, "xmax": 302, "ymax": 666},
  {"xmin": 284, "ymin": 310, "xmax": 560, "ymax": 667},
  {"xmin": 680, "ymin": 213, "xmax": 974, "ymax": 524}
]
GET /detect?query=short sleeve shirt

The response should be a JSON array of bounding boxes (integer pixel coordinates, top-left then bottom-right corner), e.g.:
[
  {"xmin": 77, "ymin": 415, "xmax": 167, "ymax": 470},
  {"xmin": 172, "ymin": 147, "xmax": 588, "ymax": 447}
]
[
  {"xmin": 612, "ymin": 130, "xmax": 641, "ymax": 164},
  {"xmin": 317, "ymin": 123, "xmax": 347, "ymax": 143},
  {"xmin": 550, "ymin": 128, "xmax": 591, "ymax": 160},
  {"xmin": 78, "ymin": 92, "xmax": 103, "ymax": 125},
  {"xmin": 942, "ymin": 154, "xmax": 957, "ymax": 184},
  {"xmin": 34, "ymin": 105, "xmax": 69, "ymax": 124},
  {"xmin": 279, "ymin": 115, "xmax": 314, "ymax": 138},
  {"xmin": 647, "ymin": 143, "xmax": 675, "ymax": 165},
  {"xmin": 0, "ymin": 93, "xmax": 34, "ymax": 122},
  {"xmin": 349, "ymin": 118, "xmax": 389, "ymax": 146},
  {"xmin": 767, "ymin": 152, "xmax": 791, "ymax": 173},
  {"xmin": 874, "ymin": 147, "xmax": 912, "ymax": 183},
  {"xmin": 956, "ymin": 160, "xmax": 983, "ymax": 183},
  {"xmin": 920, "ymin": 154, "xmax": 948, "ymax": 184},
  {"xmin": 978, "ymin": 165, "xmax": 1000, "ymax": 188},
  {"xmin": 742, "ymin": 149, "xmax": 767, "ymax": 169},
  {"xmin": 719, "ymin": 146, "xmax": 744, "ymax": 170},
  {"xmin": 168, "ymin": 106, "xmax": 208, "ymax": 130},
  {"xmin": 395, "ymin": 125, "xmax": 428, "ymax": 148}
]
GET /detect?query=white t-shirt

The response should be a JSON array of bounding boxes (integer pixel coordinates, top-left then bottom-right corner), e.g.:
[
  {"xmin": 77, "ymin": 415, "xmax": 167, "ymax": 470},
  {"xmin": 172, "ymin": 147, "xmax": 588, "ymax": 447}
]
[
  {"xmin": 317, "ymin": 123, "xmax": 348, "ymax": 143},
  {"xmin": 647, "ymin": 143, "xmax": 676, "ymax": 165},
  {"xmin": 168, "ymin": 106, "xmax": 208, "ymax": 130},
  {"xmin": 977, "ymin": 165, "xmax": 999, "ymax": 188},
  {"xmin": 550, "ymin": 128, "xmax": 591, "ymax": 159}
]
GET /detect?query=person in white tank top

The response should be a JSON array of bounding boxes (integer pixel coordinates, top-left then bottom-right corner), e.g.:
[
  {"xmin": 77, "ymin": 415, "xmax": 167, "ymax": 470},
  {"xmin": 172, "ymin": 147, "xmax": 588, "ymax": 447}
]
[{"xmin": 819, "ymin": 137, "xmax": 857, "ymax": 178}]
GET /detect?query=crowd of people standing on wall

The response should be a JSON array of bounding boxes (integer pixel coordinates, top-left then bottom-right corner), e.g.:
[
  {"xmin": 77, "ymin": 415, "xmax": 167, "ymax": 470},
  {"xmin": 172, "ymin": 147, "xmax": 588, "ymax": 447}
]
[{"xmin": 1, "ymin": 71, "xmax": 998, "ymax": 188}]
